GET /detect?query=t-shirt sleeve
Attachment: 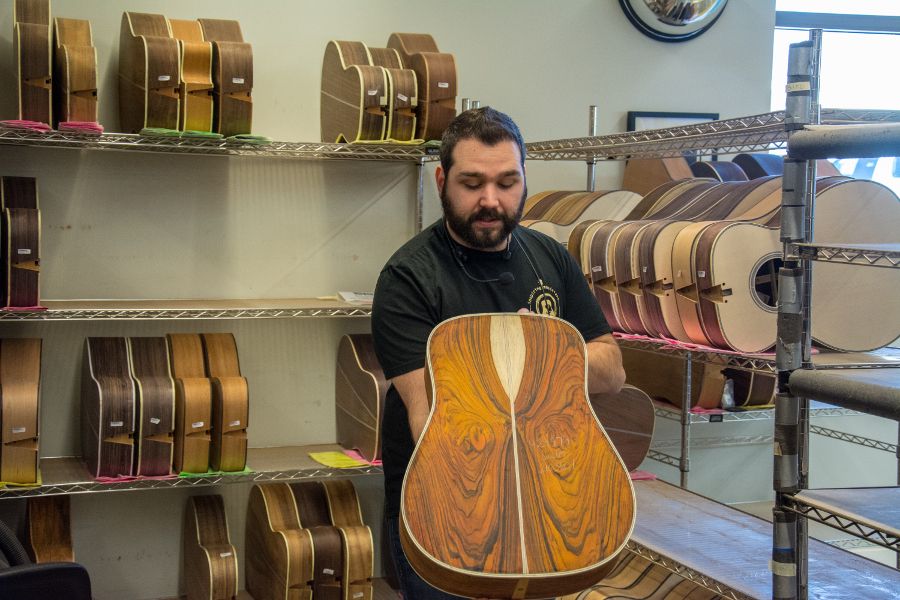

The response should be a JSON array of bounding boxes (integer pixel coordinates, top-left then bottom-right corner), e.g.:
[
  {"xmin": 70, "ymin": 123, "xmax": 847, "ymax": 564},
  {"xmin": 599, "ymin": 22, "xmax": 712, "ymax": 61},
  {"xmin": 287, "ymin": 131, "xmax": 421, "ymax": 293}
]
[
  {"xmin": 559, "ymin": 245, "xmax": 612, "ymax": 342},
  {"xmin": 371, "ymin": 264, "xmax": 437, "ymax": 380}
]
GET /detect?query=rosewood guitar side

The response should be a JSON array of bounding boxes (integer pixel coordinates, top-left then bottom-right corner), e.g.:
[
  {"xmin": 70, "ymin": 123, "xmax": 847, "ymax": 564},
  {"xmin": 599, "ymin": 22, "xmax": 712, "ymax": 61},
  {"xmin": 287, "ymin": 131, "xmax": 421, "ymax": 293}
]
[
  {"xmin": 184, "ymin": 494, "xmax": 239, "ymax": 600},
  {"xmin": 127, "ymin": 337, "xmax": 175, "ymax": 476},
  {"xmin": 0, "ymin": 337, "xmax": 41, "ymax": 484}
]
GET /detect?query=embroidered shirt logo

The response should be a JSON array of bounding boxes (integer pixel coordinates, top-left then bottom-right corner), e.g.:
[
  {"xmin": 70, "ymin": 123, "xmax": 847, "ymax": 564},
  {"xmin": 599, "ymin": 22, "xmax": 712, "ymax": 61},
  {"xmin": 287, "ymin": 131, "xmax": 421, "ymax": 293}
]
[{"xmin": 528, "ymin": 284, "xmax": 560, "ymax": 316}]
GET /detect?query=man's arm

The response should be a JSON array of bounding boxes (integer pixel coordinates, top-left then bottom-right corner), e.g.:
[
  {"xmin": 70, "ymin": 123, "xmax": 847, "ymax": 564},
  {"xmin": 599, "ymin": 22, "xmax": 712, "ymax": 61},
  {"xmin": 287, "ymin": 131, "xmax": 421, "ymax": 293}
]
[
  {"xmin": 391, "ymin": 367, "xmax": 429, "ymax": 443},
  {"xmin": 585, "ymin": 333, "xmax": 626, "ymax": 395}
]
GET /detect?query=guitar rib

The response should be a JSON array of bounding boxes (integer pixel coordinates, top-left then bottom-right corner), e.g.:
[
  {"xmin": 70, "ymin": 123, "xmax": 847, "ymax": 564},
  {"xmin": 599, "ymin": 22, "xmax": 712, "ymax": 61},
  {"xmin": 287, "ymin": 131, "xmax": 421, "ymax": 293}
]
[
  {"xmin": 369, "ymin": 47, "xmax": 418, "ymax": 141},
  {"xmin": 0, "ymin": 338, "xmax": 41, "ymax": 483},
  {"xmin": 3, "ymin": 207, "xmax": 41, "ymax": 308},
  {"xmin": 167, "ymin": 334, "xmax": 212, "ymax": 473},
  {"xmin": 53, "ymin": 18, "xmax": 98, "ymax": 126},
  {"xmin": 119, "ymin": 12, "xmax": 180, "ymax": 133},
  {"xmin": 198, "ymin": 18, "xmax": 253, "ymax": 136},
  {"xmin": 322, "ymin": 479, "xmax": 375, "ymax": 600},
  {"xmin": 402, "ymin": 314, "xmax": 634, "ymax": 599},
  {"xmin": 292, "ymin": 482, "xmax": 345, "ymax": 600},
  {"xmin": 14, "ymin": 21, "xmax": 52, "ymax": 124},
  {"xmin": 201, "ymin": 333, "xmax": 248, "ymax": 472},
  {"xmin": 169, "ymin": 19, "xmax": 214, "ymax": 132},
  {"xmin": 127, "ymin": 337, "xmax": 175, "ymax": 476},
  {"xmin": 1, "ymin": 176, "xmax": 39, "ymax": 210},
  {"xmin": 81, "ymin": 338, "xmax": 135, "ymax": 478},
  {"xmin": 321, "ymin": 40, "xmax": 387, "ymax": 143},
  {"xmin": 588, "ymin": 385, "xmax": 655, "ymax": 472},
  {"xmin": 184, "ymin": 494, "xmax": 239, "ymax": 600},
  {"xmin": 26, "ymin": 496, "xmax": 74, "ymax": 563},
  {"xmin": 246, "ymin": 483, "xmax": 315, "ymax": 600},
  {"xmin": 335, "ymin": 334, "xmax": 387, "ymax": 463}
]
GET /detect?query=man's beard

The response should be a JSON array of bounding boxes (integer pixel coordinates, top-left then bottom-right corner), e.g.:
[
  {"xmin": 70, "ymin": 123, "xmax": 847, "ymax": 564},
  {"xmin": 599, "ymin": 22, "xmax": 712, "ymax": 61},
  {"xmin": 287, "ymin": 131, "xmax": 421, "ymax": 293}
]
[{"xmin": 441, "ymin": 185, "xmax": 527, "ymax": 249}]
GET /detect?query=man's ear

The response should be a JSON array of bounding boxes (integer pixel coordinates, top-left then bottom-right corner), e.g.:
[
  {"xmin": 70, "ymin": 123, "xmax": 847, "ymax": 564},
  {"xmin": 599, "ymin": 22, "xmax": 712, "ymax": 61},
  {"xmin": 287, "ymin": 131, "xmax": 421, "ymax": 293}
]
[{"xmin": 435, "ymin": 165, "xmax": 445, "ymax": 194}]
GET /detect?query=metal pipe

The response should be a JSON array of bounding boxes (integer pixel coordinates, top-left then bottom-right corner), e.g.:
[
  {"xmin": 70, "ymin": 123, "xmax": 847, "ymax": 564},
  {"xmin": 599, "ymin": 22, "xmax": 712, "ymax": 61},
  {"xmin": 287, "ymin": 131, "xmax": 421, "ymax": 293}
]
[
  {"xmin": 586, "ymin": 105, "xmax": 598, "ymax": 191},
  {"xmin": 788, "ymin": 123, "xmax": 900, "ymax": 160},
  {"xmin": 679, "ymin": 352, "xmax": 692, "ymax": 488}
]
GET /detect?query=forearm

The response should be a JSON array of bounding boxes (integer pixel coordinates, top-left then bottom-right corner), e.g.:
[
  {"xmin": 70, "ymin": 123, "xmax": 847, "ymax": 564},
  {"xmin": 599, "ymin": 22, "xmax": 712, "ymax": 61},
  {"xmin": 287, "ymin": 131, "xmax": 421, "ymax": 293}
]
[
  {"xmin": 391, "ymin": 367, "xmax": 430, "ymax": 443},
  {"xmin": 586, "ymin": 334, "xmax": 626, "ymax": 395}
]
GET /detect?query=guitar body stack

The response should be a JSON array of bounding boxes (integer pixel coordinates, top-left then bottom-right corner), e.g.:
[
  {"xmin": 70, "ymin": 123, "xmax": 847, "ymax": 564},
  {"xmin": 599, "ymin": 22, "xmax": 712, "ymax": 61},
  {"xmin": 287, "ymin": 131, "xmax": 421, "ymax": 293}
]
[
  {"xmin": 1, "ymin": 176, "xmax": 42, "ymax": 309},
  {"xmin": 80, "ymin": 332, "xmax": 247, "ymax": 478},
  {"xmin": 184, "ymin": 494, "xmax": 239, "ymax": 600},
  {"xmin": 53, "ymin": 16, "xmax": 98, "ymax": 126},
  {"xmin": 0, "ymin": 338, "xmax": 42, "ymax": 484},
  {"xmin": 246, "ymin": 479, "xmax": 373, "ymax": 600},
  {"xmin": 119, "ymin": 12, "xmax": 253, "ymax": 135},
  {"xmin": 321, "ymin": 33, "xmax": 456, "ymax": 143},
  {"xmin": 14, "ymin": 0, "xmax": 52, "ymax": 125}
]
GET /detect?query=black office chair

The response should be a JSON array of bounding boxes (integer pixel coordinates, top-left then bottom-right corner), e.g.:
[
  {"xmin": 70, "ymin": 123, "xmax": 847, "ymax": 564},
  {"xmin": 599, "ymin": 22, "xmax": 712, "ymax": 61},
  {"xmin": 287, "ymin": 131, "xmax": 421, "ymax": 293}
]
[{"xmin": 0, "ymin": 518, "xmax": 92, "ymax": 600}]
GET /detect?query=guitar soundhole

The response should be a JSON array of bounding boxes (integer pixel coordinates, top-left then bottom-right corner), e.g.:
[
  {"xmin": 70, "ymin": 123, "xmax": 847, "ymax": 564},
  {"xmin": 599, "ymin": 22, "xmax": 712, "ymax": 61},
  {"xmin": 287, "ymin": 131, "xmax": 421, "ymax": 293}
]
[{"xmin": 752, "ymin": 256, "xmax": 783, "ymax": 308}]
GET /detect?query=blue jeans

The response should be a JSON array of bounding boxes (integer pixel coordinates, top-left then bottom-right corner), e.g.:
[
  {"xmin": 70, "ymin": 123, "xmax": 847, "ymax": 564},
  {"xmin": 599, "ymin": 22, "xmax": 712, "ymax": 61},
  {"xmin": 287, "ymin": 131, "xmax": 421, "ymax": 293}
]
[{"xmin": 385, "ymin": 515, "xmax": 468, "ymax": 600}]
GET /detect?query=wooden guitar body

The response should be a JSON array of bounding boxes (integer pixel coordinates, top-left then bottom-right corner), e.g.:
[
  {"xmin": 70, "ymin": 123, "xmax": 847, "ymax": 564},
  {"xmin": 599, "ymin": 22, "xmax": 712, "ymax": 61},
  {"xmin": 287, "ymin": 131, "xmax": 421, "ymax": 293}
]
[
  {"xmin": 53, "ymin": 18, "xmax": 98, "ymax": 126},
  {"xmin": 170, "ymin": 19, "xmax": 214, "ymax": 132},
  {"xmin": 14, "ymin": 22, "xmax": 52, "ymax": 124},
  {"xmin": 335, "ymin": 334, "xmax": 387, "ymax": 463},
  {"xmin": 369, "ymin": 47, "xmax": 418, "ymax": 141},
  {"xmin": 26, "ymin": 496, "xmax": 74, "ymax": 563},
  {"xmin": 81, "ymin": 337, "xmax": 136, "ymax": 478},
  {"xmin": 3, "ymin": 207, "xmax": 41, "ymax": 308},
  {"xmin": 621, "ymin": 157, "xmax": 693, "ymax": 196},
  {"xmin": 322, "ymin": 479, "xmax": 375, "ymax": 600},
  {"xmin": 523, "ymin": 191, "xmax": 643, "ymax": 244},
  {"xmin": 690, "ymin": 160, "xmax": 748, "ymax": 182},
  {"xmin": 292, "ymin": 482, "xmax": 344, "ymax": 600},
  {"xmin": 167, "ymin": 334, "xmax": 212, "ymax": 473},
  {"xmin": 246, "ymin": 483, "xmax": 315, "ymax": 600},
  {"xmin": 0, "ymin": 338, "xmax": 41, "ymax": 483},
  {"xmin": 589, "ymin": 384, "xmax": 655, "ymax": 472},
  {"xmin": 588, "ymin": 221, "xmax": 633, "ymax": 333},
  {"xmin": 638, "ymin": 220, "xmax": 694, "ymax": 340},
  {"xmin": 387, "ymin": 33, "xmax": 456, "ymax": 140},
  {"xmin": 184, "ymin": 494, "xmax": 239, "ymax": 600},
  {"xmin": 201, "ymin": 333, "xmax": 248, "ymax": 472},
  {"xmin": 321, "ymin": 40, "xmax": 387, "ymax": 143},
  {"xmin": 127, "ymin": 337, "xmax": 175, "ymax": 476},
  {"xmin": 732, "ymin": 153, "xmax": 783, "ymax": 179},
  {"xmin": 402, "ymin": 314, "xmax": 634, "ymax": 598},
  {"xmin": 198, "ymin": 18, "xmax": 254, "ymax": 136},
  {"xmin": 119, "ymin": 12, "xmax": 180, "ymax": 133},
  {"xmin": 612, "ymin": 220, "xmax": 655, "ymax": 335}
]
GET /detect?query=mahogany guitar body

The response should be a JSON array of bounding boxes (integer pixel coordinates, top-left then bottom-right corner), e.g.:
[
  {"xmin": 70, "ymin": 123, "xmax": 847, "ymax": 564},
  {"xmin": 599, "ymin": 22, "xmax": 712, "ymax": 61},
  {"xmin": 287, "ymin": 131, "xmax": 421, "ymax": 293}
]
[
  {"xmin": 369, "ymin": 47, "xmax": 418, "ymax": 141},
  {"xmin": 119, "ymin": 12, "xmax": 180, "ymax": 133},
  {"xmin": 127, "ymin": 337, "xmax": 175, "ymax": 476},
  {"xmin": 2, "ymin": 206, "xmax": 41, "ymax": 308},
  {"xmin": 26, "ymin": 496, "xmax": 74, "ymax": 563},
  {"xmin": 0, "ymin": 337, "xmax": 41, "ymax": 483},
  {"xmin": 184, "ymin": 494, "xmax": 239, "ymax": 600},
  {"xmin": 402, "ymin": 314, "xmax": 634, "ymax": 598},
  {"xmin": 322, "ymin": 479, "xmax": 375, "ymax": 600},
  {"xmin": 199, "ymin": 19, "xmax": 253, "ymax": 137},
  {"xmin": 291, "ymin": 482, "xmax": 344, "ymax": 600},
  {"xmin": 53, "ymin": 18, "xmax": 98, "ymax": 126},
  {"xmin": 387, "ymin": 33, "xmax": 456, "ymax": 141},
  {"xmin": 335, "ymin": 334, "xmax": 387, "ymax": 463}
]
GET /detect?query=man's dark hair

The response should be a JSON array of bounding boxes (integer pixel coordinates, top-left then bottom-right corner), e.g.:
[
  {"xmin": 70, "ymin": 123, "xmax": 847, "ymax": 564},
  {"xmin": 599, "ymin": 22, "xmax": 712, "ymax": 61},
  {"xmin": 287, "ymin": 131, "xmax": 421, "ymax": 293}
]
[{"xmin": 439, "ymin": 107, "xmax": 526, "ymax": 175}]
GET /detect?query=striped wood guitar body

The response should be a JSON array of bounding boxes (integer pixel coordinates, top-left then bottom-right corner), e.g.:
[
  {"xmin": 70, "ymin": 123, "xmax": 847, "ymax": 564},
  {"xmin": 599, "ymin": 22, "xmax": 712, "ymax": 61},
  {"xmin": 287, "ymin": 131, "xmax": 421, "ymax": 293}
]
[
  {"xmin": 53, "ymin": 17, "xmax": 98, "ymax": 126},
  {"xmin": 119, "ymin": 12, "xmax": 180, "ymax": 133},
  {"xmin": 184, "ymin": 494, "xmax": 239, "ymax": 600},
  {"xmin": 320, "ymin": 40, "xmax": 387, "ymax": 143},
  {"xmin": 26, "ymin": 496, "xmax": 74, "ymax": 563},
  {"xmin": 292, "ymin": 482, "xmax": 345, "ymax": 600},
  {"xmin": 198, "ymin": 19, "xmax": 253, "ymax": 136},
  {"xmin": 169, "ymin": 19, "xmax": 214, "ymax": 132},
  {"xmin": 335, "ymin": 334, "xmax": 387, "ymax": 463},
  {"xmin": 402, "ymin": 314, "xmax": 634, "ymax": 598},
  {"xmin": 368, "ymin": 47, "xmax": 418, "ymax": 141},
  {"xmin": 201, "ymin": 333, "xmax": 248, "ymax": 472},
  {"xmin": 81, "ymin": 337, "xmax": 136, "ymax": 478},
  {"xmin": 387, "ymin": 33, "xmax": 456, "ymax": 141},
  {"xmin": 127, "ymin": 337, "xmax": 175, "ymax": 476},
  {"xmin": 322, "ymin": 479, "xmax": 375, "ymax": 600},
  {"xmin": 14, "ymin": 0, "xmax": 52, "ymax": 124},
  {"xmin": 0, "ymin": 338, "xmax": 41, "ymax": 483},
  {"xmin": 167, "ymin": 334, "xmax": 212, "ymax": 473}
]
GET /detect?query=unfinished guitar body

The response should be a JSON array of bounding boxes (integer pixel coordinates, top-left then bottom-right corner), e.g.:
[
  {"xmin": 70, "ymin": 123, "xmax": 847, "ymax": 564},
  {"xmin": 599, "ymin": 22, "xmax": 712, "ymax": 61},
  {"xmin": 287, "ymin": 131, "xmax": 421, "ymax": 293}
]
[
  {"xmin": 201, "ymin": 333, "xmax": 248, "ymax": 472},
  {"xmin": 167, "ymin": 334, "xmax": 212, "ymax": 473},
  {"xmin": 53, "ymin": 17, "xmax": 98, "ymax": 126},
  {"xmin": 335, "ymin": 334, "xmax": 387, "ymax": 463},
  {"xmin": 246, "ymin": 483, "xmax": 314, "ymax": 600},
  {"xmin": 320, "ymin": 40, "xmax": 387, "ymax": 143},
  {"xmin": 170, "ymin": 19, "xmax": 214, "ymax": 132},
  {"xmin": 127, "ymin": 337, "xmax": 175, "ymax": 476},
  {"xmin": 387, "ymin": 33, "xmax": 456, "ymax": 141},
  {"xmin": 2, "ymin": 207, "xmax": 41, "ymax": 308},
  {"xmin": 369, "ymin": 47, "xmax": 418, "ymax": 141},
  {"xmin": 322, "ymin": 479, "xmax": 375, "ymax": 600},
  {"xmin": 0, "ymin": 338, "xmax": 41, "ymax": 483},
  {"xmin": 621, "ymin": 157, "xmax": 693, "ymax": 196},
  {"xmin": 81, "ymin": 338, "xmax": 136, "ymax": 478},
  {"xmin": 26, "ymin": 496, "xmax": 74, "ymax": 563},
  {"xmin": 14, "ymin": 1, "xmax": 52, "ymax": 124},
  {"xmin": 402, "ymin": 314, "xmax": 634, "ymax": 598},
  {"xmin": 184, "ymin": 494, "xmax": 239, "ymax": 600},
  {"xmin": 199, "ymin": 19, "xmax": 253, "ymax": 136},
  {"xmin": 119, "ymin": 12, "xmax": 180, "ymax": 133}
]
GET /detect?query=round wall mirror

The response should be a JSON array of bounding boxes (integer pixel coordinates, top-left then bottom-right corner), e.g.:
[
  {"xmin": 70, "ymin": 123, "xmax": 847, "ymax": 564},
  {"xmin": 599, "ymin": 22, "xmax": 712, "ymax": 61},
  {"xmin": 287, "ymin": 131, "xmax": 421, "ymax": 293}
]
[{"xmin": 619, "ymin": 0, "xmax": 729, "ymax": 42}]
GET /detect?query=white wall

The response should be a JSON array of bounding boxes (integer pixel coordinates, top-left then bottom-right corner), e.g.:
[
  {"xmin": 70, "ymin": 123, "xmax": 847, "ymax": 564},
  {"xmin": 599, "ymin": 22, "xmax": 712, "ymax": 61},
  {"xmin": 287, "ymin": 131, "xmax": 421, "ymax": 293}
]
[{"xmin": 0, "ymin": 1, "xmax": 777, "ymax": 598}]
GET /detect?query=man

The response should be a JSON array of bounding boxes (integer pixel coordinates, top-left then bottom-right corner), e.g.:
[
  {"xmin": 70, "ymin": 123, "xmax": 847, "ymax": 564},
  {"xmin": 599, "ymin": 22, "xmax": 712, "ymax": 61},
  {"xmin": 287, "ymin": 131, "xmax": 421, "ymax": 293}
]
[{"xmin": 372, "ymin": 107, "xmax": 625, "ymax": 599}]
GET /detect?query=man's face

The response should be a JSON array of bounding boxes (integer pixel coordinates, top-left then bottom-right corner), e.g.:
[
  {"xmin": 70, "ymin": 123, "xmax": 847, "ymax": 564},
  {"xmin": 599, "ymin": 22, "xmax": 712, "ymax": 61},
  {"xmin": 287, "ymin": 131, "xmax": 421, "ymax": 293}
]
[{"xmin": 437, "ymin": 138, "xmax": 527, "ymax": 251}]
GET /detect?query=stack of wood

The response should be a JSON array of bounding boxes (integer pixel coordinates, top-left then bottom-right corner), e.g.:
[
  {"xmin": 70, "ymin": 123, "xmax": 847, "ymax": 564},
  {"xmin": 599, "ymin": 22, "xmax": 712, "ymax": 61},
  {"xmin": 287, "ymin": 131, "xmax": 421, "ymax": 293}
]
[
  {"xmin": 320, "ymin": 32, "xmax": 456, "ymax": 143},
  {"xmin": 119, "ymin": 12, "xmax": 253, "ymax": 135},
  {"xmin": 246, "ymin": 479, "xmax": 374, "ymax": 600}
]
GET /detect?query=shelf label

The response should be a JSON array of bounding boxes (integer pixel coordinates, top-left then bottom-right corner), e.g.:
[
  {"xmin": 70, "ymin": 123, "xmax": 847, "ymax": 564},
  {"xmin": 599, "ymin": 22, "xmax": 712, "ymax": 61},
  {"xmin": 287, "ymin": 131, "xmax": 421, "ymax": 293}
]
[
  {"xmin": 192, "ymin": 421, "xmax": 205, "ymax": 428},
  {"xmin": 110, "ymin": 420, "xmax": 124, "ymax": 427},
  {"xmin": 232, "ymin": 77, "xmax": 245, "ymax": 85},
  {"xmin": 17, "ymin": 248, "xmax": 31, "ymax": 254},
  {"xmin": 158, "ymin": 75, "xmax": 171, "ymax": 82},
  {"xmin": 150, "ymin": 417, "xmax": 161, "ymax": 425}
]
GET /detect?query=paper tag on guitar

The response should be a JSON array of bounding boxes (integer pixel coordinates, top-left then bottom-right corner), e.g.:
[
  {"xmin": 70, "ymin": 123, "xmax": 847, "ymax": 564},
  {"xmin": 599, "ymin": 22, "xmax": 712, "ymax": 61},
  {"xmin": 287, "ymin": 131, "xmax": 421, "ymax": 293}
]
[
  {"xmin": 11, "ymin": 427, "xmax": 26, "ymax": 434},
  {"xmin": 158, "ymin": 75, "xmax": 171, "ymax": 82},
  {"xmin": 150, "ymin": 417, "xmax": 161, "ymax": 425},
  {"xmin": 438, "ymin": 82, "xmax": 449, "ymax": 88},
  {"xmin": 192, "ymin": 421, "xmax": 205, "ymax": 429},
  {"xmin": 110, "ymin": 420, "xmax": 124, "ymax": 427},
  {"xmin": 17, "ymin": 249, "xmax": 31, "ymax": 254}
]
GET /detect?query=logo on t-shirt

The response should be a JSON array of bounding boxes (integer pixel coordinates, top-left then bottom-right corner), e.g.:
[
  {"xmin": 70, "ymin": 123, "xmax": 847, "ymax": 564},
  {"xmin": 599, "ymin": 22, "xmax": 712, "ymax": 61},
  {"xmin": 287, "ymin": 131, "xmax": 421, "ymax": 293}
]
[{"xmin": 528, "ymin": 283, "xmax": 560, "ymax": 316}]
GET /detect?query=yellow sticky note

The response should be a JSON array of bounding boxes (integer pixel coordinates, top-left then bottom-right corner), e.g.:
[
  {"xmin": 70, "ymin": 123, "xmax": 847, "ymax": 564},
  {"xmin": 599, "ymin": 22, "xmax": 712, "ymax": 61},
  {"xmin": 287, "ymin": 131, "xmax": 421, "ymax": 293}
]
[{"xmin": 308, "ymin": 451, "xmax": 368, "ymax": 469}]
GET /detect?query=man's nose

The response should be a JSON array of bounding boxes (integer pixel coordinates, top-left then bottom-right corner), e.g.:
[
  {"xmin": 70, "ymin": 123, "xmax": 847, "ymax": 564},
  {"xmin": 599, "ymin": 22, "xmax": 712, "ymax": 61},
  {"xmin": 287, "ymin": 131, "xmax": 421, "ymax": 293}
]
[{"xmin": 479, "ymin": 184, "xmax": 501, "ymax": 208}]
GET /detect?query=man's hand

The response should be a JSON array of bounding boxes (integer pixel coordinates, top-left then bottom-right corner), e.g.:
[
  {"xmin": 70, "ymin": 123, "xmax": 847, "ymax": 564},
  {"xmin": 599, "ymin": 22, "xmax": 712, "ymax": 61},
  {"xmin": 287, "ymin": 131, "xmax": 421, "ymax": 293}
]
[
  {"xmin": 391, "ymin": 367, "xmax": 429, "ymax": 443},
  {"xmin": 585, "ymin": 333, "xmax": 626, "ymax": 394}
]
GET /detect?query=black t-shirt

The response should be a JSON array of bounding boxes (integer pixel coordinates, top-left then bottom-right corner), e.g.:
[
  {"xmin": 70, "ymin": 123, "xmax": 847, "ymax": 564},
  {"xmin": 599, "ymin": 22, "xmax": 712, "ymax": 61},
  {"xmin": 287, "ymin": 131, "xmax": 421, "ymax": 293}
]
[{"xmin": 371, "ymin": 219, "xmax": 611, "ymax": 517}]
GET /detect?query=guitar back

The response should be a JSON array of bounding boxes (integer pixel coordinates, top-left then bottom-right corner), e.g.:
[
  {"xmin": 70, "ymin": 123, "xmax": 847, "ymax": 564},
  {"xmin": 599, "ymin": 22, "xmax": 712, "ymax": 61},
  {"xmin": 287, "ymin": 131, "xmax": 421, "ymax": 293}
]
[
  {"xmin": 26, "ymin": 496, "xmax": 74, "ymax": 563},
  {"xmin": 321, "ymin": 40, "xmax": 387, "ymax": 143},
  {"xmin": 0, "ymin": 338, "xmax": 41, "ymax": 484},
  {"xmin": 292, "ymin": 482, "xmax": 344, "ymax": 600},
  {"xmin": 184, "ymin": 494, "xmax": 239, "ymax": 600},
  {"xmin": 170, "ymin": 19, "xmax": 214, "ymax": 132},
  {"xmin": 53, "ymin": 18, "xmax": 98, "ymax": 126},
  {"xmin": 370, "ymin": 47, "xmax": 418, "ymax": 141},
  {"xmin": 127, "ymin": 337, "xmax": 175, "ymax": 476},
  {"xmin": 622, "ymin": 157, "xmax": 694, "ymax": 196},
  {"xmin": 1, "ymin": 176, "xmax": 38, "ymax": 210},
  {"xmin": 167, "ymin": 334, "xmax": 212, "ymax": 473},
  {"xmin": 335, "ymin": 333, "xmax": 387, "ymax": 462},
  {"xmin": 408, "ymin": 51, "xmax": 457, "ymax": 141},
  {"xmin": 3, "ymin": 207, "xmax": 41, "ymax": 307},
  {"xmin": 201, "ymin": 333, "xmax": 248, "ymax": 472},
  {"xmin": 119, "ymin": 12, "xmax": 180, "ymax": 132},
  {"xmin": 402, "ymin": 314, "xmax": 634, "ymax": 598},
  {"xmin": 589, "ymin": 385, "xmax": 655, "ymax": 472},
  {"xmin": 322, "ymin": 480, "xmax": 375, "ymax": 600},
  {"xmin": 14, "ymin": 21, "xmax": 52, "ymax": 124}
]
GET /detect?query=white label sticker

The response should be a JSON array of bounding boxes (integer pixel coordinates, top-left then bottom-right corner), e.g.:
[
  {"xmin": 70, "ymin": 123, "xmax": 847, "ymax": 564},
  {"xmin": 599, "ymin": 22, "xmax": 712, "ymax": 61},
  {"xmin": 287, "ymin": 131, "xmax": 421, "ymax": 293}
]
[
  {"xmin": 110, "ymin": 420, "xmax": 124, "ymax": 427},
  {"xmin": 367, "ymin": 89, "xmax": 378, "ymax": 96},
  {"xmin": 437, "ymin": 82, "xmax": 449, "ymax": 88},
  {"xmin": 12, "ymin": 427, "xmax": 26, "ymax": 434},
  {"xmin": 219, "ymin": 551, "xmax": 232, "ymax": 558},
  {"xmin": 17, "ymin": 248, "xmax": 31, "ymax": 255},
  {"xmin": 158, "ymin": 75, "xmax": 171, "ymax": 82},
  {"xmin": 192, "ymin": 421, "xmax": 205, "ymax": 428},
  {"xmin": 150, "ymin": 417, "xmax": 161, "ymax": 425},
  {"xmin": 323, "ymin": 568, "xmax": 335, "ymax": 575},
  {"xmin": 591, "ymin": 266, "xmax": 603, "ymax": 273},
  {"xmin": 229, "ymin": 420, "xmax": 241, "ymax": 427},
  {"xmin": 785, "ymin": 81, "xmax": 810, "ymax": 92},
  {"xmin": 354, "ymin": 594, "xmax": 364, "ymax": 599},
  {"xmin": 642, "ymin": 266, "xmax": 648, "ymax": 272},
  {"xmin": 397, "ymin": 93, "xmax": 408, "ymax": 102},
  {"xmin": 232, "ymin": 77, "xmax": 245, "ymax": 85},
  {"xmin": 697, "ymin": 270, "xmax": 706, "ymax": 278}
]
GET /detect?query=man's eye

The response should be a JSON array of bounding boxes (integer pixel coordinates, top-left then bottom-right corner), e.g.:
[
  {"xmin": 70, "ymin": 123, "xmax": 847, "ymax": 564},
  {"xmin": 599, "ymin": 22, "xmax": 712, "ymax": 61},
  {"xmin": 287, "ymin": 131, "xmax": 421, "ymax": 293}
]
[
  {"xmin": 463, "ymin": 182, "xmax": 481, "ymax": 190},
  {"xmin": 498, "ymin": 181, "xmax": 517, "ymax": 189}
]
